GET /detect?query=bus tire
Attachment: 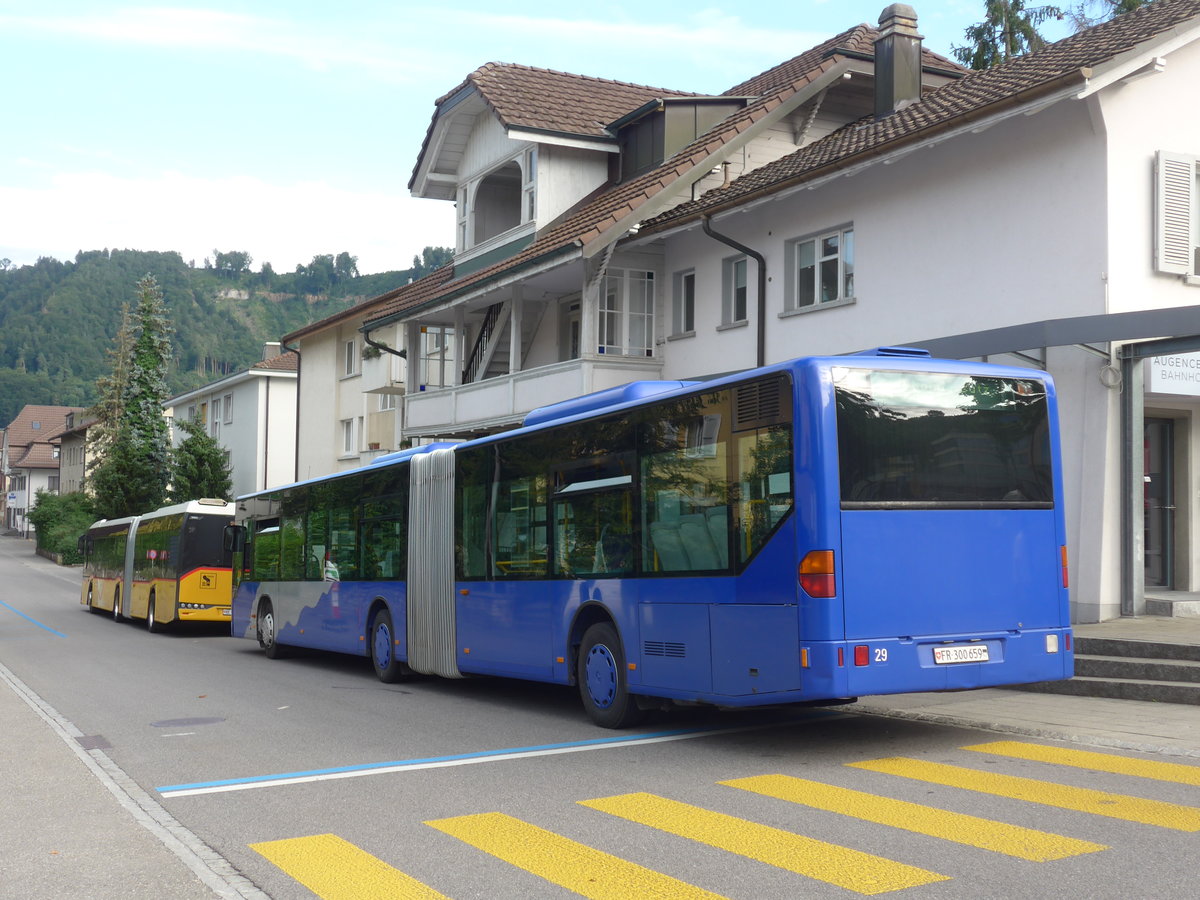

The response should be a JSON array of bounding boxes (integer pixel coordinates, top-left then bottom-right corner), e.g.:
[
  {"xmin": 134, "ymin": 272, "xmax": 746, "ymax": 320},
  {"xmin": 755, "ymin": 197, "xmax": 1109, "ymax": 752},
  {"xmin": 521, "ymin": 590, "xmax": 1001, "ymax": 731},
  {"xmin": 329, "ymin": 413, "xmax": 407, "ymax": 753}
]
[
  {"xmin": 578, "ymin": 623, "xmax": 643, "ymax": 729},
  {"xmin": 86, "ymin": 584, "xmax": 101, "ymax": 615},
  {"xmin": 147, "ymin": 592, "xmax": 164, "ymax": 633},
  {"xmin": 112, "ymin": 588, "xmax": 123, "ymax": 623},
  {"xmin": 258, "ymin": 600, "xmax": 287, "ymax": 659},
  {"xmin": 370, "ymin": 608, "xmax": 411, "ymax": 683}
]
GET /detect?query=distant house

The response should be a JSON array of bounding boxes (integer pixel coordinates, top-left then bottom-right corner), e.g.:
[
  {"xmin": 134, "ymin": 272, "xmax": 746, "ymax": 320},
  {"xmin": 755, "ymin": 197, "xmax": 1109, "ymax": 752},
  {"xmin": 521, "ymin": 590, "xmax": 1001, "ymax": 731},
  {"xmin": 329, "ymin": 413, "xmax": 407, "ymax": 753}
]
[
  {"xmin": 281, "ymin": 1, "xmax": 1200, "ymax": 623},
  {"xmin": 1, "ymin": 405, "xmax": 84, "ymax": 535},
  {"xmin": 163, "ymin": 343, "xmax": 298, "ymax": 499},
  {"xmin": 54, "ymin": 411, "xmax": 95, "ymax": 495}
]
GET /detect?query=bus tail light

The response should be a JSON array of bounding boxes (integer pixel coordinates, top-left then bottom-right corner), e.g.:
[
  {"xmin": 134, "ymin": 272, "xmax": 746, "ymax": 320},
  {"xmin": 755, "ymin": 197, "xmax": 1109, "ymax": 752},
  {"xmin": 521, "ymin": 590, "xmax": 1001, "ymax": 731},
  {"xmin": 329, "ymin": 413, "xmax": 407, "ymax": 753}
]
[
  {"xmin": 854, "ymin": 645, "xmax": 869, "ymax": 666},
  {"xmin": 1060, "ymin": 546, "xmax": 1069, "ymax": 589},
  {"xmin": 1065, "ymin": 632, "xmax": 1072, "ymax": 652},
  {"xmin": 799, "ymin": 550, "xmax": 836, "ymax": 598}
]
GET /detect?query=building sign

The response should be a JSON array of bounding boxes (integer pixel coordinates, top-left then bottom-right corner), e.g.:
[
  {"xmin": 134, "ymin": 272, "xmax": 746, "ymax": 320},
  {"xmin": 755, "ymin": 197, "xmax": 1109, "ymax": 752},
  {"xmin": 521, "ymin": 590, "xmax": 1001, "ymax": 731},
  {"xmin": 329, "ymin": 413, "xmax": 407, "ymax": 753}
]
[{"xmin": 1148, "ymin": 352, "xmax": 1200, "ymax": 397}]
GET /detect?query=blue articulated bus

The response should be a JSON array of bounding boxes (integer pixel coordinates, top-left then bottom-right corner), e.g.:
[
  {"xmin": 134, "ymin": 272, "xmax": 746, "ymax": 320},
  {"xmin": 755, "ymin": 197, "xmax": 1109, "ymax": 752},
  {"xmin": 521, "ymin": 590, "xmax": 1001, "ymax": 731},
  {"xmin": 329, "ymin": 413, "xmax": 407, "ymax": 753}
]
[{"xmin": 229, "ymin": 348, "xmax": 1073, "ymax": 727}]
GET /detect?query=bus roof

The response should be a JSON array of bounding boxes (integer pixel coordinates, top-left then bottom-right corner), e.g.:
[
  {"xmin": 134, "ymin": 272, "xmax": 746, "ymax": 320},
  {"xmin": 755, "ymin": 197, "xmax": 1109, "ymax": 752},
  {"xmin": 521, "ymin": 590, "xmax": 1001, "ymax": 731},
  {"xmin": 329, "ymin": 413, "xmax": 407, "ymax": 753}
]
[{"xmin": 137, "ymin": 499, "xmax": 236, "ymax": 522}]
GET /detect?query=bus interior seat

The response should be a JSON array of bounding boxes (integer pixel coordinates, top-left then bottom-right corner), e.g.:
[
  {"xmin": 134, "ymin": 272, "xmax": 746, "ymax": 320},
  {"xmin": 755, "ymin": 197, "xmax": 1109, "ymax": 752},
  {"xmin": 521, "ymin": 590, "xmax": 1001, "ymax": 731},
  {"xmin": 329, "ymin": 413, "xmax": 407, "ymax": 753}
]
[
  {"xmin": 679, "ymin": 514, "xmax": 721, "ymax": 570},
  {"xmin": 648, "ymin": 520, "xmax": 690, "ymax": 571},
  {"xmin": 704, "ymin": 507, "xmax": 729, "ymax": 568}
]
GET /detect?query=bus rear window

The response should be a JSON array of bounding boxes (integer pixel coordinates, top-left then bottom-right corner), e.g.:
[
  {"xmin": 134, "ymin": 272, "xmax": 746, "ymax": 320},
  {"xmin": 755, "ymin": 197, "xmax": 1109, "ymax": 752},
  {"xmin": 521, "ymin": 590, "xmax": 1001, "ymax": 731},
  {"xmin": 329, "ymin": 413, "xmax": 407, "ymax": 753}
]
[{"xmin": 835, "ymin": 368, "xmax": 1053, "ymax": 508}]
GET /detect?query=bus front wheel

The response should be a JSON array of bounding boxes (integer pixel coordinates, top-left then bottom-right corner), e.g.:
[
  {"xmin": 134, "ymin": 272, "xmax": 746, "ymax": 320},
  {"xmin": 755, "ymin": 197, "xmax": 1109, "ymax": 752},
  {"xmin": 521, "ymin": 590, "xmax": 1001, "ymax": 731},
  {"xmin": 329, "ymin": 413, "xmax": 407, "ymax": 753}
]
[
  {"xmin": 258, "ymin": 600, "xmax": 287, "ymax": 659},
  {"xmin": 370, "ymin": 608, "xmax": 411, "ymax": 683},
  {"xmin": 578, "ymin": 623, "xmax": 643, "ymax": 729},
  {"xmin": 112, "ymin": 588, "xmax": 122, "ymax": 623}
]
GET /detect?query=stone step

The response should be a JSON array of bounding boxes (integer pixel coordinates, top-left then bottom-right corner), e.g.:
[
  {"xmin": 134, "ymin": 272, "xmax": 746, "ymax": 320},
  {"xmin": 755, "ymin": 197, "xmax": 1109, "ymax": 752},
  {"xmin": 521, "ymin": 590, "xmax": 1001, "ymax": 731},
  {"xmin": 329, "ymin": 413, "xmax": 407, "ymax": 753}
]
[
  {"xmin": 1075, "ymin": 654, "xmax": 1200, "ymax": 684},
  {"xmin": 1074, "ymin": 637, "xmax": 1200, "ymax": 663},
  {"xmin": 1019, "ymin": 675, "xmax": 1200, "ymax": 705},
  {"xmin": 1143, "ymin": 596, "xmax": 1200, "ymax": 617}
]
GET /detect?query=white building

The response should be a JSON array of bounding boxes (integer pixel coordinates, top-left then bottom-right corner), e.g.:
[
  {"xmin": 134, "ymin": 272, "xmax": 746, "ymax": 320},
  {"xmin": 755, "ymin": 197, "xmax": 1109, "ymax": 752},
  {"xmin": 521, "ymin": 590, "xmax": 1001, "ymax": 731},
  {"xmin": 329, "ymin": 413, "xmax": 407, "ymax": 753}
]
[
  {"xmin": 286, "ymin": 1, "xmax": 1200, "ymax": 623},
  {"xmin": 163, "ymin": 343, "xmax": 298, "ymax": 498}
]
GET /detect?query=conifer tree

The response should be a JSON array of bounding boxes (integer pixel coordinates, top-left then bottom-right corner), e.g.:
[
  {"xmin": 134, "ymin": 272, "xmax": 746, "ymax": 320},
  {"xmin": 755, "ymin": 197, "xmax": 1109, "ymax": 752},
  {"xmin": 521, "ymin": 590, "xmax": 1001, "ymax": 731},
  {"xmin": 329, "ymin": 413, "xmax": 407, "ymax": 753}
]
[
  {"xmin": 91, "ymin": 275, "xmax": 174, "ymax": 518},
  {"xmin": 170, "ymin": 416, "xmax": 233, "ymax": 502}
]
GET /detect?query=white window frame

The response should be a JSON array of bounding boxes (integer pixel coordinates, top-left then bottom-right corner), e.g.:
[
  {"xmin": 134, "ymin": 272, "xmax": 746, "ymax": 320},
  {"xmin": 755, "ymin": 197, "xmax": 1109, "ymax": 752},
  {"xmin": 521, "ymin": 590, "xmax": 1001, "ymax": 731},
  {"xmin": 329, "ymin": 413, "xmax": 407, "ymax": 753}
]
[
  {"xmin": 522, "ymin": 147, "xmax": 537, "ymax": 224},
  {"xmin": 721, "ymin": 256, "xmax": 748, "ymax": 326},
  {"xmin": 378, "ymin": 393, "xmax": 398, "ymax": 411},
  {"xmin": 599, "ymin": 268, "xmax": 655, "ymax": 357},
  {"xmin": 343, "ymin": 338, "xmax": 358, "ymax": 377},
  {"xmin": 1155, "ymin": 150, "xmax": 1200, "ymax": 282},
  {"xmin": 784, "ymin": 224, "xmax": 855, "ymax": 313},
  {"xmin": 341, "ymin": 418, "xmax": 355, "ymax": 456},
  {"xmin": 671, "ymin": 269, "xmax": 696, "ymax": 337},
  {"xmin": 456, "ymin": 185, "xmax": 470, "ymax": 253},
  {"xmin": 223, "ymin": 393, "xmax": 233, "ymax": 424}
]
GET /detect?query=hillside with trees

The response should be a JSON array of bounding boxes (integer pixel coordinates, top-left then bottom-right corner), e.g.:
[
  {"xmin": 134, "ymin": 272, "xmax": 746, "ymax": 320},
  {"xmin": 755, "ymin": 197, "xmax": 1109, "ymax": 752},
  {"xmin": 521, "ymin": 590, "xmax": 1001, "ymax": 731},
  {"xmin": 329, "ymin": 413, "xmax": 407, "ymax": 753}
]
[{"xmin": 0, "ymin": 246, "xmax": 451, "ymax": 424}]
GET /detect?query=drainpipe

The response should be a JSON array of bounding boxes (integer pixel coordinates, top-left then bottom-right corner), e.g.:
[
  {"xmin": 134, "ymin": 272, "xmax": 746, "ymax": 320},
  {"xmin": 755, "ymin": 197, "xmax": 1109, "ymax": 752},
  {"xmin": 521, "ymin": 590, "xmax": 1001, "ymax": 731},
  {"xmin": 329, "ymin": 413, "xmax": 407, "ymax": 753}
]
[
  {"xmin": 362, "ymin": 330, "xmax": 408, "ymax": 361},
  {"xmin": 702, "ymin": 215, "xmax": 767, "ymax": 368},
  {"xmin": 281, "ymin": 339, "xmax": 300, "ymax": 483}
]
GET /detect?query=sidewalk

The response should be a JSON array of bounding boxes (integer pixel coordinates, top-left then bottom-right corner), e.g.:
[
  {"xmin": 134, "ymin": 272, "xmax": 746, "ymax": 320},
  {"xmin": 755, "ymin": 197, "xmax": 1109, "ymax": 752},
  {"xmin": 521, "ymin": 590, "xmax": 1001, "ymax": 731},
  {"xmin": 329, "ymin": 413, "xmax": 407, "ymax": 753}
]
[
  {"xmin": 856, "ymin": 615, "xmax": 1200, "ymax": 757},
  {"xmin": 0, "ymin": 664, "xmax": 259, "ymax": 900}
]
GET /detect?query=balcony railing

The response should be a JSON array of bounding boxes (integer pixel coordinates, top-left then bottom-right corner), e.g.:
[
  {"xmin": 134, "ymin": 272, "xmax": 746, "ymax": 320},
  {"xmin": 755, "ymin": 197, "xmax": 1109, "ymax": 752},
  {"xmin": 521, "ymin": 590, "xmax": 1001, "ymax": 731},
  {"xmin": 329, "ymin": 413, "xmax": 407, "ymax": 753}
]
[{"xmin": 404, "ymin": 355, "xmax": 664, "ymax": 438}]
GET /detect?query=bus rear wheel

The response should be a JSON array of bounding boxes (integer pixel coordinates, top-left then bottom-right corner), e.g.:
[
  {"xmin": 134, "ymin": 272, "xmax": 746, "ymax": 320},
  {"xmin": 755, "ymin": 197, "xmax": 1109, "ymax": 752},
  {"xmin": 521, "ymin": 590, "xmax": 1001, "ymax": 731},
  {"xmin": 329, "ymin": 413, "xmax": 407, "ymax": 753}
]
[
  {"xmin": 578, "ymin": 623, "xmax": 643, "ymax": 729},
  {"xmin": 258, "ymin": 600, "xmax": 287, "ymax": 659},
  {"xmin": 112, "ymin": 588, "xmax": 122, "ymax": 623},
  {"xmin": 370, "ymin": 608, "xmax": 411, "ymax": 683},
  {"xmin": 86, "ymin": 584, "xmax": 102, "ymax": 615}
]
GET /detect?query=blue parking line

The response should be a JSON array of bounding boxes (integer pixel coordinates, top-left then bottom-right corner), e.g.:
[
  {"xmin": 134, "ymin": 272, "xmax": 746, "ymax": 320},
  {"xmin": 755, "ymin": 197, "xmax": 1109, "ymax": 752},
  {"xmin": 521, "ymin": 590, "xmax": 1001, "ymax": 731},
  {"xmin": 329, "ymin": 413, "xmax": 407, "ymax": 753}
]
[
  {"xmin": 157, "ymin": 710, "xmax": 843, "ymax": 798},
  {"xmin": 0, "ymin": 600, "xmax": 67, "ymax": 638}
]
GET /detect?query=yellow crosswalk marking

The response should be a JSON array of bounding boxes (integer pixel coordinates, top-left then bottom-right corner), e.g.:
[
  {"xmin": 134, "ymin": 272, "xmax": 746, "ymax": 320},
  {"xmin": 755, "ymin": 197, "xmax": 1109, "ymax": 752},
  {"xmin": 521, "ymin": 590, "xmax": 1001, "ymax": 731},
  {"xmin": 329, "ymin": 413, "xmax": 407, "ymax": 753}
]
[
  {"xmin": 722, "ymin": 774, "xmax": 1106, "ymax": 861},
  {"xmin": 426, "ymin": 811, "xmax": 726, "ymax": 900},
  {"xmin": 580, "ymin": 792, "xmax": 949, "ymax": 895},
  {"xmin": 963, "ymin": 741, "xmax": 1200, "ymax": 787},
  {"xmin": 250, "ymin": 833, "xmax": 450, "ymax": 900},
  {"xmin": 849, "ymin": 757, "xmax": 1200, "ymax": 831}
]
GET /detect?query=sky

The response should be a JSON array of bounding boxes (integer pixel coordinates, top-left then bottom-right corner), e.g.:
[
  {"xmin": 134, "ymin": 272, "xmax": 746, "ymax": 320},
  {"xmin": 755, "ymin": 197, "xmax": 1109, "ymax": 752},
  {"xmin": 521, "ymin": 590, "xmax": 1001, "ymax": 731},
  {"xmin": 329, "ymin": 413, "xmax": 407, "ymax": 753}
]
[{"xmin": 0, "ymin": 1, "xmax": 1079, "ymax": 276}]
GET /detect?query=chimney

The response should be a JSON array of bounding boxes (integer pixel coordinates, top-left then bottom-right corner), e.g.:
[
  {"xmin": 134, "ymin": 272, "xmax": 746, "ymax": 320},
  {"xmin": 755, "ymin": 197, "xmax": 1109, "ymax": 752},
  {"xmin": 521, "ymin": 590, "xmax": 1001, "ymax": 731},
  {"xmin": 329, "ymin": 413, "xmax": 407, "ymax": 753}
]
[
  {"xmin": 874, "ymin": 4, "xmax": 923, "ymax": 118},
  {"xmin": 262, "ymin": 341, "xmax": 282, "ymax": 361}
]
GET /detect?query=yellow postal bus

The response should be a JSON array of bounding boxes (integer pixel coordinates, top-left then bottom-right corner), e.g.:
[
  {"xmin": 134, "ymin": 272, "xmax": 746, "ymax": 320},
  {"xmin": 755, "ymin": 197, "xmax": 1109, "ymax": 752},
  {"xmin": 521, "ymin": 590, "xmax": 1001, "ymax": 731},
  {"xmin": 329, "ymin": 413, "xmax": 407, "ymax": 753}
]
[{"xmin": 80, "ymin": 499, "xmax": 236, "ymax": 631}]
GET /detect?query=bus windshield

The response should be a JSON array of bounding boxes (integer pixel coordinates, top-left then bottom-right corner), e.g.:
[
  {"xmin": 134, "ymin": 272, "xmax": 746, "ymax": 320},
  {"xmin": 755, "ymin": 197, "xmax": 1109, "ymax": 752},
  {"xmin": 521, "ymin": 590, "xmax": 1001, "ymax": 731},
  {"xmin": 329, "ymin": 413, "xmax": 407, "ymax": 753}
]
[{"xmin": 835, "ymin": 368, "xmax": 1053, "ymax": 508}]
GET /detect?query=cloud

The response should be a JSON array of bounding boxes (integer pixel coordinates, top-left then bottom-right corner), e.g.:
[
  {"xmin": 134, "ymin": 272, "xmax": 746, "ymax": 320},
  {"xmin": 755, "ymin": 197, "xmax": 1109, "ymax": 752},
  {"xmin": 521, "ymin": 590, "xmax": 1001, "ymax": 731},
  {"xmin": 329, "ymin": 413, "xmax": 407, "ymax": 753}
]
[{"xmin": 0, "ymin": 170, "xmax": 456, "ymax": 275}]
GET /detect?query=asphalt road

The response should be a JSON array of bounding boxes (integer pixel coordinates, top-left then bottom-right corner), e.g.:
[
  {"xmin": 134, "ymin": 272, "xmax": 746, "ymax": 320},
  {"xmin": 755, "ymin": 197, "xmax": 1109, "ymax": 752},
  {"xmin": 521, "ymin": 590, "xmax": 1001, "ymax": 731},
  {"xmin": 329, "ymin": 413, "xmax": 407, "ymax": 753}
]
[{"xmin": 2, "ymin": 537, "xmax": 1198, "ymax": 899}]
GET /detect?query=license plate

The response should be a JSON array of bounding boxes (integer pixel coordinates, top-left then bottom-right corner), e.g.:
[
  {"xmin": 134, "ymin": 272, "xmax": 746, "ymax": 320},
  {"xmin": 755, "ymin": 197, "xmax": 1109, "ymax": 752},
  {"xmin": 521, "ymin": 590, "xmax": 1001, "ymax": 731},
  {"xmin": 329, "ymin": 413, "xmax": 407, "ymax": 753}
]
[
  {"xmin": 222, "ymin": 608, "xmax": 232, "ymax": 616},
  {"xmin": 933, "ymin": 644, "xmax": 989, "ymax": 664}
]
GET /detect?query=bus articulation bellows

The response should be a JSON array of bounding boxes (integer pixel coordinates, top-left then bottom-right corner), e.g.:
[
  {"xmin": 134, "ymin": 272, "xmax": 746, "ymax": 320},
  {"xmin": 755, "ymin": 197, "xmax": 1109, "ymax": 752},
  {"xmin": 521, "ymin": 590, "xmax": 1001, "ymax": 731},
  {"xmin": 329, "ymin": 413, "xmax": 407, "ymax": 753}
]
[
  {"xmin": 80, "ymin": 499, "xmax": 237, "ymax": 631},
  {"xmin": 229, "ymin": 349, "xmax": 1073, "ymax": 727}
]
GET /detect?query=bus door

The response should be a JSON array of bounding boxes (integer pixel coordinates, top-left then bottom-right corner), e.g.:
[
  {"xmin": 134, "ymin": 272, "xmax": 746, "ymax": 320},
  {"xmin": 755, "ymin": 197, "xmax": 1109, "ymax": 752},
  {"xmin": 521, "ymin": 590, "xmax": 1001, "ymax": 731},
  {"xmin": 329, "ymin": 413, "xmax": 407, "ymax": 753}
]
[{"xmin": 834, "ymin": 367, "xmax": 1062, "ymax": 640}]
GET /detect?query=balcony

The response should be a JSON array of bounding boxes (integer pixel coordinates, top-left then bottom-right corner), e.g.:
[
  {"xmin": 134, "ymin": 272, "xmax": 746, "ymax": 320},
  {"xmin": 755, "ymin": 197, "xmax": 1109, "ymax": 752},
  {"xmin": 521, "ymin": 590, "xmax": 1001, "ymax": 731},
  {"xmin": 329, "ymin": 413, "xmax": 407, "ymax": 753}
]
[
  {"xmin": 404, "ymin": 356, "xmax": 664, "ymax": 438},
  {"xmin": 361, "ymin": 351, "xmax": 404, "ymax": 395}
]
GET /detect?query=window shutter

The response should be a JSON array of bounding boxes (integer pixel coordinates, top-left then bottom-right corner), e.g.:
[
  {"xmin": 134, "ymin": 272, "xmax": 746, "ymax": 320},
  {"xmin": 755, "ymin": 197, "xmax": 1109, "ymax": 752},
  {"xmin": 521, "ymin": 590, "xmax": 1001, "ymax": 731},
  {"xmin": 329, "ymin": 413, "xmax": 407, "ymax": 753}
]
[{"xmin": 1155, "ymin": 150, "xmax": 1196, "ymax": 275}]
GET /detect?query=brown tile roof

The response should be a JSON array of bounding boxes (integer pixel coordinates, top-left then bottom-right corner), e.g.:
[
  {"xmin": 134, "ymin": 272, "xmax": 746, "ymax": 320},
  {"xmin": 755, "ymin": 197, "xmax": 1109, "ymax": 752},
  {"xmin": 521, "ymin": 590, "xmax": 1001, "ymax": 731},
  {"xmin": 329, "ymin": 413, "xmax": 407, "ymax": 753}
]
[
  {"xmin": 643, "ymin": 0, "xmax": 1200, "ymax": 230},
  {"xmin": 13, "ymin": 442, "xmax": 61, "ymax": 470},
  {"xmin": 456, "ymin": 62, "xmax": 701, "ymax": 138},
  {"xmin": 723, "ymin": 23, "xmax": 965, "ymax": 98},
  {"xmin": 289, "ymin": 265, "xmax": 459, "ymax": 341},
  {"xmin": 3, "ymin": 405, "xmax": 83, "ymax": 449},
  {"xmin": 253, "ymin": 350, "xmax": 299, "ymax": 372}
]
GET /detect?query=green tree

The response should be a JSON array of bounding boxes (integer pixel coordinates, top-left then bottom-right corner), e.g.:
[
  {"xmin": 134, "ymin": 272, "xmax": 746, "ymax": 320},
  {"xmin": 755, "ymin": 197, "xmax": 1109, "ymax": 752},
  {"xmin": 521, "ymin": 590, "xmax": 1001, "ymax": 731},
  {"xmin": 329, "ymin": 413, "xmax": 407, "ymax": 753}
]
[
  {"xmin": 26, "ymin": 489, "xmax": 96, "ymax": 564},
  {"xmin": 953, "ymin": 2, "xmax": 1064, "ymax": 69},
  {"xmin": 90, "ymin": 274, "xmax": 174, "ymax": 519},
  {"xmin": 170, "ymin": 416, "xmax": 233, "ymax": 502},
  {"xmin": 411, "ymin": 246, "xmax": 453, "ymax": 280},
  {"xmin": 86, "ymin": 303, "xmax": 135, "ymax": 479},
  {"xmin": 334, "ymin": 252, "xmax": 359, "ymax": 282}
]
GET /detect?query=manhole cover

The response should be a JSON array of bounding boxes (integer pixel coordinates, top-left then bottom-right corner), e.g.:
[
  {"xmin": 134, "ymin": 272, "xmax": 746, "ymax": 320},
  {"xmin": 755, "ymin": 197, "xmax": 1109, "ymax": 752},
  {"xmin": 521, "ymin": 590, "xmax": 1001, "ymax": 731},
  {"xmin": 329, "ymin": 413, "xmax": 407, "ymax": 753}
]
[{"xmin": 150, "ymin": 717, "xmax": 226, "ymax": 727}]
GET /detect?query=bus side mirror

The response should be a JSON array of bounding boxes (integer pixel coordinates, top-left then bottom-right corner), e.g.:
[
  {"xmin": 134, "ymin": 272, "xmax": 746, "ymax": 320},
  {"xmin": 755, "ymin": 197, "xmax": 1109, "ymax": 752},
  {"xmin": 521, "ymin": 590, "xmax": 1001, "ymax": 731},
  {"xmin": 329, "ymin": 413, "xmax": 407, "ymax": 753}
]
[{"xmin": 224, "ymin": 524, "xmax": 246, "ymax": 553}]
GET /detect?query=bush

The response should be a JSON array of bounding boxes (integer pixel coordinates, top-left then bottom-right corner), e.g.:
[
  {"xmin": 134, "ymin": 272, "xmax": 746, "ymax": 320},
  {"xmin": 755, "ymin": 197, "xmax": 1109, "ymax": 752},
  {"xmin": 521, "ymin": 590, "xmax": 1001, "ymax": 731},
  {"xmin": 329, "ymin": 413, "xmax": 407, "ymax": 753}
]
[{"xmin": 26, "ymin": 490, "xmax": 96, "ymax": 565}]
